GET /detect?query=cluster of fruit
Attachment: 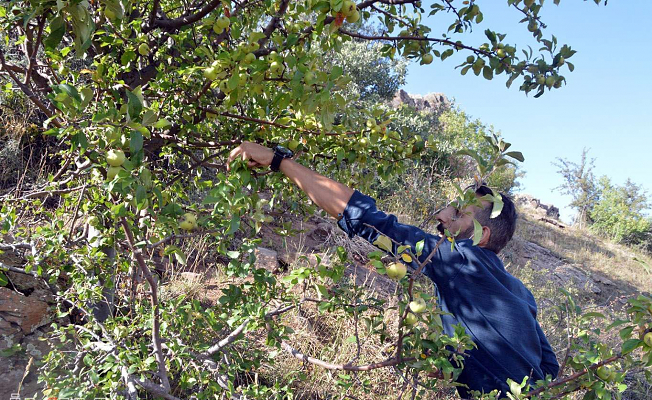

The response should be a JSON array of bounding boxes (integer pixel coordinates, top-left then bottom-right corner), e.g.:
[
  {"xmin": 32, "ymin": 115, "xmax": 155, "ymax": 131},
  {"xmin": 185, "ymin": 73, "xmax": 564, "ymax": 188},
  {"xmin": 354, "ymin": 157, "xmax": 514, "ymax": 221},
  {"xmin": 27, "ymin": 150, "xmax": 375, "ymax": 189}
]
[{"xmin": 106, "ymin": 149, "xmax": 126, "ymax": 180}]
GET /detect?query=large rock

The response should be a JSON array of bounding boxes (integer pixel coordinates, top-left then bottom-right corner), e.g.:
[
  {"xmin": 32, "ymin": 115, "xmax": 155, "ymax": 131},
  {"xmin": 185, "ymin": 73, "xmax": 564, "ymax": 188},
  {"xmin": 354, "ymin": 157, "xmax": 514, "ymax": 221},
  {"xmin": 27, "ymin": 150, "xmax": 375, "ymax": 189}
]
[
  {"xmin": 255, "ymin": 247, "xmax": 279, "ymax": 273},
  {"xmin": 0, "ymin": 287, "xmax": 53, "ymax": 334},
  {"xmin": 514, "ymin": 194, "xmax": 561, "ymax": 220},
  {"xmin": 390, "ymin": 89, "xmax": 450, "ymax": 114}
]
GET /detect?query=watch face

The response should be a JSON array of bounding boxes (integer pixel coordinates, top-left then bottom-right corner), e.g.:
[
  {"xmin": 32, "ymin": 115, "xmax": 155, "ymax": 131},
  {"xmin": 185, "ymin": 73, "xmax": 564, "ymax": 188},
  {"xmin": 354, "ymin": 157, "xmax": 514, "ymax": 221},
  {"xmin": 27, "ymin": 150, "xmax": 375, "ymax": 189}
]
[{"xmin": 275, "ymin": 145, "xmax": 293, "ymax": 158}]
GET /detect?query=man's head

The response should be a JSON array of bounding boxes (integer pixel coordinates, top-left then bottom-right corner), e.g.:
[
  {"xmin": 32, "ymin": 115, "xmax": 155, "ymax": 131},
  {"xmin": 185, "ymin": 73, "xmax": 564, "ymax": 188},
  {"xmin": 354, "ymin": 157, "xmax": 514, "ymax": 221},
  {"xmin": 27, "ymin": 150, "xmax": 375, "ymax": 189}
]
[{"xmin": 435, "ymin": 185, "xmax": 517, "ymax": 254}]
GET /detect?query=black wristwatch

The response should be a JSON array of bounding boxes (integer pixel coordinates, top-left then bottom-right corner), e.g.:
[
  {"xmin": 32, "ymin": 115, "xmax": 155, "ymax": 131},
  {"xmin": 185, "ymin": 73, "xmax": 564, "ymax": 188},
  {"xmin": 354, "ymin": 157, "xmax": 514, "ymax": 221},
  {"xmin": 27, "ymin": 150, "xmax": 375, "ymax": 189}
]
[{"xmin": 270, "ymin": 145, "xmax": 294, "ymax": 172}]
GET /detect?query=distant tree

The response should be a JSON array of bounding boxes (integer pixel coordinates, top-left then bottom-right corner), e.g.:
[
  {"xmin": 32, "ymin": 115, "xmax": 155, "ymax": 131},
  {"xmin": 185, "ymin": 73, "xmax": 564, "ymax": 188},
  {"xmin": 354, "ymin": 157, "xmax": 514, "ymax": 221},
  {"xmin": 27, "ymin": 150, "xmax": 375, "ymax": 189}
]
[
  {"xmin": 553, "ymin": 148, "xmax": 599, "ymax": 228},
  {"xmin": 590, "ymin": 177, "xmax": 651, "ymax": 245}
]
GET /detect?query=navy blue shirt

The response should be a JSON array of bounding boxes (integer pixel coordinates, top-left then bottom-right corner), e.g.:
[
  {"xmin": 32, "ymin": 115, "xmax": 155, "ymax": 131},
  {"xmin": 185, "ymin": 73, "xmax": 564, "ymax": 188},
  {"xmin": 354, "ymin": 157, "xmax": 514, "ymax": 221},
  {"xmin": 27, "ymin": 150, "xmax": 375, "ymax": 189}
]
[{"xmin": 337, "ymin": 191, "xmax": 559, "ymax": 397}]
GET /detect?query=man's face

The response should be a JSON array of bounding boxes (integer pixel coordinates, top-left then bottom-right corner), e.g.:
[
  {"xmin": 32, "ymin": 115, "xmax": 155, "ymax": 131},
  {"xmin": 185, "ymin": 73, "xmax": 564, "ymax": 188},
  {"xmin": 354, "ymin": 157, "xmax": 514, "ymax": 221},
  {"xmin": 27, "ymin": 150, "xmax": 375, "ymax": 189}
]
[{"xmin": 435, "ymin": 201, "xmax": 484, "ymax": 239}]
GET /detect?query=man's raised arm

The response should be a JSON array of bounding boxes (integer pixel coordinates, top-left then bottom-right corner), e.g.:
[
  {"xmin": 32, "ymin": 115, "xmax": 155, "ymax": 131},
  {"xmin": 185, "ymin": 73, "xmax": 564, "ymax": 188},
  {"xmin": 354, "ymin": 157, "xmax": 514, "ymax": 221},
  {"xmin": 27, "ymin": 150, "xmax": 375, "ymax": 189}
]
[{"xmin": 227, "ymin": 141, "xmax": 354, "ymax": 218}]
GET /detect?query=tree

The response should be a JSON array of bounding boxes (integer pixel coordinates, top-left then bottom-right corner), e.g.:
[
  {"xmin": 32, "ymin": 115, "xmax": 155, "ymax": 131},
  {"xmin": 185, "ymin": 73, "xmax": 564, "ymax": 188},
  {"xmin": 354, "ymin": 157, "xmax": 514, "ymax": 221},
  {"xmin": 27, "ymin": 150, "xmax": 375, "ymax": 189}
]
[
  {"xmin": 590, "ymin": 177, "xmax": 651, "ymax": 245},
  {"xmin": 554, "ymin": 148, "xmax": 599, "ymax": 228},
  {"xmin": 1, "ymin": 1, "xmax": 650, "ymax": 399}
]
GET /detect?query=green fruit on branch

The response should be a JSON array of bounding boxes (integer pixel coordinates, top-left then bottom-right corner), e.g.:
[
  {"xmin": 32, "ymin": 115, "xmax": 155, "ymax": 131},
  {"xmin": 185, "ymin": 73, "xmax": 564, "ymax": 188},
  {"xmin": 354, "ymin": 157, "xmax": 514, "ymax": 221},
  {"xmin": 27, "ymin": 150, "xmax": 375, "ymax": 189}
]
[
  {"xmin": 346, "ymin": 9, "xmax": 360, "ymax": 23},
  {"xmin": 496, "ymin": 48, "xmax": 506, "ymax": 58},
  {"xmin": 422, "ymin": 53, "xmax": 433, "ymax": 64},
  {"xmin": 528, "ymin": 21, "xmax": 539, "ymax": 32},
  {"xmin": 404, "ymin": 312, "xmax": 418, "ymax": 326},
  {"xmin": 106, "ymin": 166, "xmax": 122, "ymax": 180},
  {"xmin": 243, "ymin": 53, "xmax": 256, "ymax": 64},
  {"xmin": 216, "ymin": 16, "xmax": 230, "ymax": 30},
  {"xmin": 644, "ymin": 332, "xmax": 652, "ymax": 347},
  {"xmin": 536, "ymin": 74, "xmax": 545, "ymax": 85},
  {"xmin": 341, "ymin": 0, "xmax": 356, "ymax": 17},
  {"xmin": 409, "ymin": 298, "xmax": 427, "ymax": 313},
  {"xmin": 270, "ymin": 61, "xmax": 283, "ymax": 75},
  {"xmin": 180, "ymin": 213, "xmax": 198, "ymax": 231},
  {"xmin": 386, "ymin": 262, "xmax": 407, "ymax": 280},
  {"xmin": 107, "ymin": 149, "xmax": 126, "ymax": 166},
  {"xmin": 138, "ymin": 43, "xmax": 150, "ymax": 56},
  {"xmin": 596, "ymin": 366, "xmax": 614, "ymax": 381},
  {"xmin": 213, "ymin": 23, "xmax": 224, "ymax": 34},
  {"xmin": 545, "ymin": 76, "xmax": 555, "ymax": 88},
  {"xmin": 204, "ymin": 66, "xmax": 219, "ymax": 81}
]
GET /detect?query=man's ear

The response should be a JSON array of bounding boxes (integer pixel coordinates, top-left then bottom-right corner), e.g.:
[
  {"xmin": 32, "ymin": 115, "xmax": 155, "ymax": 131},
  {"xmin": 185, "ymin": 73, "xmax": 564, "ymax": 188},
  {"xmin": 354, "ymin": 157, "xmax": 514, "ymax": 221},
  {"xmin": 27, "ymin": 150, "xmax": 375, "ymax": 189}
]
[{"xmin": 477, "ymin": 226, "xmax": 491, "ymax": 248}]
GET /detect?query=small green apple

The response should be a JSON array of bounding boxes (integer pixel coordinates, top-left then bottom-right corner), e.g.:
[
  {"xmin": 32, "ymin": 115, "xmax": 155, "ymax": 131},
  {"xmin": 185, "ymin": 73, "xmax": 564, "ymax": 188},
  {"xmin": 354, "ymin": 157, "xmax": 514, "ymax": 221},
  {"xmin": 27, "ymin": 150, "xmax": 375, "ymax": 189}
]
[
  {"xmin": 183, "ymin": 213, "xmax": 197, "ymax": 224},
  {"xmin": 179, "ymin": 220, "xmax": 195, "ymax": 231},
  {"xmin": 216, "ymin": 16, "xmax": 230, "ymax": 30},
  {"xmin": 545, "ymin": 76, "xmax": 555, "ymax": 88},
  {"xmin": 138, "ymin": 43, "xmax": 150, "ymax": 56},
  {"xmin": 596, "ymin": 366, "xmax": 613, "ymax": 381},
  {"xmin": 644, "ymin": 332, "xmax": 652, "ymax": 347},
  {"xmin": 204, "ymin": 66, "xmax": 219, "ymax": 81},
  {"xmin": 107, "ymin": 149, "xmax": 126, "ymax": 167},
  {"xmin": 386, "ymin": 262, "xmax": 407, "ymax": 280},
  {"xmin": 528, "ymin": 21, "xmax": 539, "ymax": 32},
  {"xmin": 243, "ymin": 53, "xmax": 256, "ymax": 64},
  {"xmin": 409, "ymin": 298, "xmax": 427, "ymax": 313},
  {"xmin": 341, "ymin": 1, "xmax": 356, "ymax": 17},
  {"xmin": 213, "ymin": 22, "xmax": 224, "ymax": 34},
  {"xmin": 422, "ymin": 53, "xmax": 433, "ymax": 64},
  {"xmin": 404, "ymin": 312, "xmax": 418, "ymax": 326},
  {"xmin": 496, "ymin": 48, "xmax": 506, "ymax": 58},
  {"xmin": 106, "ymin": 166, "xmax": 122, "ymax": 180},
  {"xmin": 345, "ymin": 9, "xmax": 360, "ymax": 23}
]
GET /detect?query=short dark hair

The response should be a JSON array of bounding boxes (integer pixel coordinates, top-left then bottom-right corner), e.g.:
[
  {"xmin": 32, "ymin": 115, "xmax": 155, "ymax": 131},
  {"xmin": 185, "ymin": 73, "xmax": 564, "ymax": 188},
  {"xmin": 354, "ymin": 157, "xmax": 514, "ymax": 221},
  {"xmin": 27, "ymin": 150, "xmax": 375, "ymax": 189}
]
[{"xmin": 472, "ymin": 185, "xmax": 517, "ymax": 254}]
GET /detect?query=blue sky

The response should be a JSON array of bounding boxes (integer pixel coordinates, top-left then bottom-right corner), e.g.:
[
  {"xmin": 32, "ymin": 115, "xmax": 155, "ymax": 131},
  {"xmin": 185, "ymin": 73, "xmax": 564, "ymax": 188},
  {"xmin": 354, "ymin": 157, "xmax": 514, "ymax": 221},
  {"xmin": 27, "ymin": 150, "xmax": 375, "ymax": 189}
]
[{"xmin": 403, "ymin": 0, "xmax": 652, "ymax": 223}]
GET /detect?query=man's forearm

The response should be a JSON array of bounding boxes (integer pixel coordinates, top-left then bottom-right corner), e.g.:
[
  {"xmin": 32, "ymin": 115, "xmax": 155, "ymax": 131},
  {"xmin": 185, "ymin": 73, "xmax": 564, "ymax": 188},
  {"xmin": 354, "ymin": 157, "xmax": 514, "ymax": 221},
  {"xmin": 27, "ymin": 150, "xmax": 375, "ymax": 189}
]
[{"xmin": 279, "ymin": 159, "xmax": 354, "ymax": 218}]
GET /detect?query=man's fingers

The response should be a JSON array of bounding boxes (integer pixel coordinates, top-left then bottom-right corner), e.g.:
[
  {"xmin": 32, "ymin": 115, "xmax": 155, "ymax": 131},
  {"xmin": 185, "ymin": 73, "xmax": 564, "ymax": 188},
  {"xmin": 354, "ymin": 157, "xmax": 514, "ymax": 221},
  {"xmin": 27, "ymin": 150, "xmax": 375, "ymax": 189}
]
[
  {"xmin": 247, "ymin": 160, "xmax": 261, "ymax": 168},
  {"xmin": 227, "ymin": 147, "xmax": 242, "ymax": 171}
]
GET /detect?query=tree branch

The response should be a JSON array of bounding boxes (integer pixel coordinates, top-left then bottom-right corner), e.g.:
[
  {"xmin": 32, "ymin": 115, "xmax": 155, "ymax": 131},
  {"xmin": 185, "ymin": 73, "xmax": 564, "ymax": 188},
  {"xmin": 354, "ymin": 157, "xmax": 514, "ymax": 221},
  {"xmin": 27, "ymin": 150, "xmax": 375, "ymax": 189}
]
[{"xmin": 120, "ymin": 218, "xmax": 171, "ymax": 392}]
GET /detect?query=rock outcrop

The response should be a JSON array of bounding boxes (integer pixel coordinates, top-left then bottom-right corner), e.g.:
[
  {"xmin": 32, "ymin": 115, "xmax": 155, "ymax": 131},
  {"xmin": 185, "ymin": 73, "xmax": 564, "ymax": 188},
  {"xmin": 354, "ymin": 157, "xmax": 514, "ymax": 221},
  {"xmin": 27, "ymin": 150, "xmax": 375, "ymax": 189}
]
[
  {"xmin": 390, "ymin": 89, "xmax": 450, "ymax": 114},
  {"xmin": 514, "ymin": 194, "xmax": 561, "ymax": 220}
]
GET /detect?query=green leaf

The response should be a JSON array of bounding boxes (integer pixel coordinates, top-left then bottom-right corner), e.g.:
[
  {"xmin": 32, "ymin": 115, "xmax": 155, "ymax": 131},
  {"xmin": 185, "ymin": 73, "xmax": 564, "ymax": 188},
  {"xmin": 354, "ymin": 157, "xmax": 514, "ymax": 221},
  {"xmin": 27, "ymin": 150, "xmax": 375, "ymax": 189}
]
[
  {"xmin": 482, "ymin": 66, "xmax": 493, "ymax": 80},
  {"xmin": 57, "ymin": 84, "xmax": 81, "ymax": 103},
  {"xmin": 504, "ymin": 151, "xmax": 524, "ymax": 162},
  {"xmin": 621, "ymin": 339, "xmax": 641, "ymax": 354},
  {"xmin": 373, "ymin": 235, "xmax": 393, "ymax": 253},
  {"xmin": 45, "ymin": 16, "xmax": 66, "ymax": 51},
  {"xmin": 126, "ymin": 89, "xmax": 143, "ymax": 119},
  {"xmin": 472, "ymin": 219, "xmax": 483, "ymax": 245},
  {"xmin": 0, "ymin": 272, "xmax": 7, "ymax": 286},
  {"xmin": 135, "ymin": 185, "xmax": 147, "ymax": 209},
  {"xmin": 154, "ymin": 119, "xmax": 172, "ymax": 129},
  {"xmin": 415, "ymin": 240, "xmax": 425, "ymax": 257},
  {"xmin": 490, "ymin": 194, "xmax": 503, "ymax": 218},
  {"xmin": 130, "ymin": 130, "xmax": 143, "ymax": 154}
]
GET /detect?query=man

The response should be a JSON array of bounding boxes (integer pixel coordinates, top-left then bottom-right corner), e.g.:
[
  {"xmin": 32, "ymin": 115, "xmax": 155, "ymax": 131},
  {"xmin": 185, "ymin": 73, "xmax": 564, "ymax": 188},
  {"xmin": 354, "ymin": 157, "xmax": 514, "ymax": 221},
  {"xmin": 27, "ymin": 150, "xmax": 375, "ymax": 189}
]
[{"xmin": 228, "ymin": 142, "xmax": 559, "ymax": 398}]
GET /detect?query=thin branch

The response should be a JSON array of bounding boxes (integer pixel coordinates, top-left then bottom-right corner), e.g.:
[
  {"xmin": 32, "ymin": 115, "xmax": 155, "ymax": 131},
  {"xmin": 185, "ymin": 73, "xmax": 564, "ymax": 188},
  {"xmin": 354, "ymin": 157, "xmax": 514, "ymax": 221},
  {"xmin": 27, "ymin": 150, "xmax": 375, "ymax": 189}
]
[
  {"xmin": 4, "ymin": 185, "xmax": 88, "ymax": 201},
  {"xmin": 120, "ymin": 218, "xmax": 171, "ymax": 392},
  {"xmin": 280, "ymin": 341, "xmax": 415, "ymax": 371},
  {"xmin": 525, "ymin": 354, "xmax": 622, "ymax": 398},
  {"xmin": 0, "ymin": 262, "xmax": 39, "ymax": 278},
  {"xmin": 0, "ymin": 49, "xmax": 61, "ymax": 127},
  {"xmin": 204, "ymin": 318, "xmax": 251, "ymax": 356}
]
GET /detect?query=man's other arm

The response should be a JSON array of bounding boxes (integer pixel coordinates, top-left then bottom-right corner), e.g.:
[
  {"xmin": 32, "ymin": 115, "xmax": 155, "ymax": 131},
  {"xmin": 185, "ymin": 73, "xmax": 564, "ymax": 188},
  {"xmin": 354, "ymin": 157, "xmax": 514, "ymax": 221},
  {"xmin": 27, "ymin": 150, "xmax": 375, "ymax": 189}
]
[{"xmin": 227, "ymin": 142, "xmax": 354, "ymax": 218}]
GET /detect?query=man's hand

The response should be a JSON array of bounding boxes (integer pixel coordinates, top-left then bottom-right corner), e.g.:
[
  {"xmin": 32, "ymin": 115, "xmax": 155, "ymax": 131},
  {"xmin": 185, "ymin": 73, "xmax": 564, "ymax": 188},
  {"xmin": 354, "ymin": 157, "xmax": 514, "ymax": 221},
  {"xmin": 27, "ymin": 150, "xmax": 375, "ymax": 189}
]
[
  {"xmin": 227, "ymin": 142, "xmax": 273, "ymax": 171},
  {"xmin": 227, "ymin": 141, "xmax": 354, "ymax": 217}
]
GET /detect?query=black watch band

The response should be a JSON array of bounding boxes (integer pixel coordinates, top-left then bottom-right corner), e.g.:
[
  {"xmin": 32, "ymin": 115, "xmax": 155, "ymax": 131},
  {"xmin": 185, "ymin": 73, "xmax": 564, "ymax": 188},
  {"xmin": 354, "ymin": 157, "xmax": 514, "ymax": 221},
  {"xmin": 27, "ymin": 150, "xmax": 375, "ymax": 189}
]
[{"xmin": 270, "ymin": 145, "xmax": 293, "ymax": 172}]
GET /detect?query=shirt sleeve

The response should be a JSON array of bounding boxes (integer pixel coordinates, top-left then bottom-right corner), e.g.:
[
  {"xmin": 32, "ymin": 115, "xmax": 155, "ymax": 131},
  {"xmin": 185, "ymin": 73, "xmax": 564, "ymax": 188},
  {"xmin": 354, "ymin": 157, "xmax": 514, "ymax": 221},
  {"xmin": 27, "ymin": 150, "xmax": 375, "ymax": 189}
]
[{"xmin": 337, "ymin": 190, "xmax": 465, "ymax": 285}]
